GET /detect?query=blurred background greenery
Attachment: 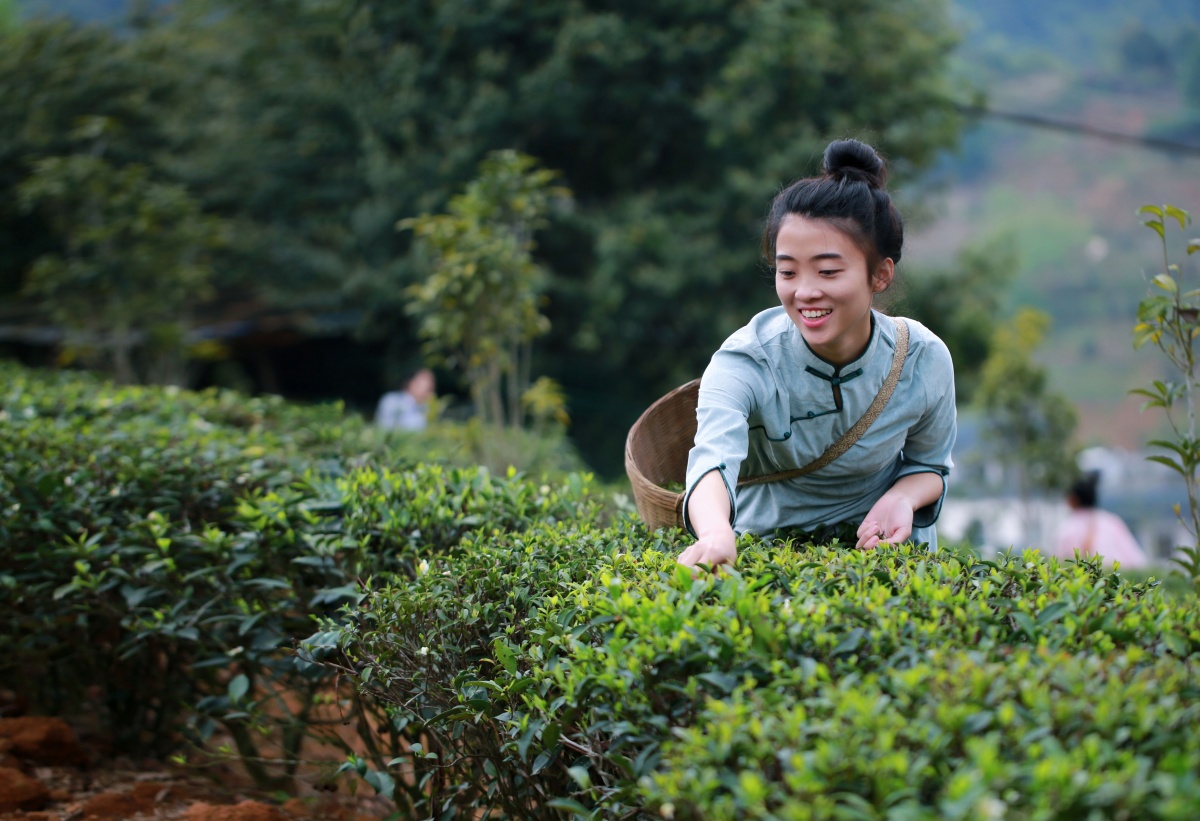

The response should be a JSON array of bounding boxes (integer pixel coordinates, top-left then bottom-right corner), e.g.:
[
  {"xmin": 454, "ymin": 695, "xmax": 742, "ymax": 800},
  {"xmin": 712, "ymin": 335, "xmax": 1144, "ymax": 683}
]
[{"xmin": 2, "ymin": 0, "xmax": 1199, "ymax": 502}]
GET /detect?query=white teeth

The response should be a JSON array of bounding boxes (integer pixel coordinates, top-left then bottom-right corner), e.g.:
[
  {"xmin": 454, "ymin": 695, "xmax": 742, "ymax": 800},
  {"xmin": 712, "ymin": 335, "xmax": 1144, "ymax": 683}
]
[{"xmin": 801, "ymin": 309, "xmax": 831, "ymax": 318}]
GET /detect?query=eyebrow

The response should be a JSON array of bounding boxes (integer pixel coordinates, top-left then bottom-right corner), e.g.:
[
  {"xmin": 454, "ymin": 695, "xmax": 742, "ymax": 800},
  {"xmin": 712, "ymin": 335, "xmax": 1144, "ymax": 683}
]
[{"xmin": 775, "ymin": 252, "xmax": 845, "ymax": 262}]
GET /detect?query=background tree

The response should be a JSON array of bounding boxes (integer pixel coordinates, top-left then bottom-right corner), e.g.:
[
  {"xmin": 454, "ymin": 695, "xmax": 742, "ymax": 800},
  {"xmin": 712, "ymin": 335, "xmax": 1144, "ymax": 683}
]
[
  {"xmin": 1178, "ymin": 25, "xmax": 1200, "ymax": 133},
  {"xmin": 173, "ymin": 0, "xmax": 965, "ymax": 470},
  {"xmin": 402, "ymin": 151, "xmax": 569, "ymax": 428},
  {"xmin": 0, "ymin": 0, "xmax": 17, "ymax": 32},
  {"xmin": 1117, "ymin": 22, "xmax": 1174, "ymax": 86},
  {"xmin": 976, "ymin": 307, "xmax": 1079, "ymax": 540},
  {"xmin": 902, "ymin": 237, "xmax": 1017, "ymax": 403},
  {"xmin": 0, "ymin": 19, "xmax": 184, "ymax": 301},
  {"xmin": 0, "ymin": 0, "xmax": 966, "ymax": 473},
  {"xmin": 18, "ymin": 139, "xmax": 224, "ymax": 384}
]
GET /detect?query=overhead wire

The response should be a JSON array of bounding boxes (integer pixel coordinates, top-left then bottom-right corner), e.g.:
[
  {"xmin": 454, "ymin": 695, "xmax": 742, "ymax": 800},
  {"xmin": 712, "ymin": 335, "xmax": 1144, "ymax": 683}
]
[{"xmin": 953, "ymin": 102, "xmax": 1200, "ymax": 158}]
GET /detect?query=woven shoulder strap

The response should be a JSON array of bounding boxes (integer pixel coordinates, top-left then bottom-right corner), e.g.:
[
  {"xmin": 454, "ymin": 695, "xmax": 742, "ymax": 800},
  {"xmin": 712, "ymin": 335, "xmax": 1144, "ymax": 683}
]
[{"xmin": 737, "ymin": 317, "xmax": 909, "ymax": 487}]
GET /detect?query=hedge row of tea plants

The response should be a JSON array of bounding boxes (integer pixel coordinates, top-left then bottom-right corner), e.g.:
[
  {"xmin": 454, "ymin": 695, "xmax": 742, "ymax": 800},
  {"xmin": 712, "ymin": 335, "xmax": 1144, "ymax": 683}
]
[
  {"xmin": 323, "ymin": 522, "xmax": 1200, "ymax": 819},
  {"xmin": 9, "ymin": 360, "xmax": 1200, "ymax": 819},
  {"xmin": 0, "ymin": 361, "xmax": 600, "ymax": 789}
]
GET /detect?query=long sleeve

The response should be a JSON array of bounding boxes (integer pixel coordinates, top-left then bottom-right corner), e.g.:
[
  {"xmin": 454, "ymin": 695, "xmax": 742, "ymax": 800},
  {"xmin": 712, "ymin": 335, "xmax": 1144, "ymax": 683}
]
[
  {"xmin": 682, "ymin": 348, "xmax": 767, "ymax": 536},
  {"xmin": 895, "ymin": 332, "xmax": 957, "ymax": 528},
  {"xmin": 680, "ymin": 308, "xmax": 956, "ymax": 540}
]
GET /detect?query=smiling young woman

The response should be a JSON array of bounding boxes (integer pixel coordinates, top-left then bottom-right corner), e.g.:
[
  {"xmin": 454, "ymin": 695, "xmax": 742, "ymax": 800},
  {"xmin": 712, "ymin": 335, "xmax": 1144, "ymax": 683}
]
[
  {"xmin": 773, "ymin": 215, "xmax": 893, "ymax": 366},
  {"xmin": 677, "ymin": 139, "xmax": 957, "ymax": 572}
]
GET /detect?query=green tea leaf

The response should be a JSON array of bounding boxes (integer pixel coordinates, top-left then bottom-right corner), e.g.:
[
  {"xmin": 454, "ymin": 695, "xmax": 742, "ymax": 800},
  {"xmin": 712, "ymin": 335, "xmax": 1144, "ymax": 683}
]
[{"xmin": 228, "ymin": 674, "xmax": 249, "ymax": 704}]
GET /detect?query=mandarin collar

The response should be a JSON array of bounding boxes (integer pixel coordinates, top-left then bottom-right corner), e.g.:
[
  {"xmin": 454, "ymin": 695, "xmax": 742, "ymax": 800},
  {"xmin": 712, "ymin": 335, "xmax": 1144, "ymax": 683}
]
[{"xmin": 796, "ymin": 310, "xmax": 884, "ymax": 374}]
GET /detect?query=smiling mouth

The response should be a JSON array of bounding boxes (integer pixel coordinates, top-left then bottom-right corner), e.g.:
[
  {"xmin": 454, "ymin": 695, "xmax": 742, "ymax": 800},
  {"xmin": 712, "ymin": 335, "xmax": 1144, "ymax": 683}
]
[{"xmin": 800, "ymin": 309, "xmax": 832, "ymax": 319}]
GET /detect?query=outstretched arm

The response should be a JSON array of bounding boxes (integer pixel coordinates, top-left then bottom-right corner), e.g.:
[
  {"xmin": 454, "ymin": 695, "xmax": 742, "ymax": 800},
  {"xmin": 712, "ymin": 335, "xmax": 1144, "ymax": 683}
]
[
  {"xmin": 856, "ymin": 472, "xmax": 944, "ymax": 549},
  {"xmin": 677, "ymin": 470, "xmax": 737, "ymax": 571}
]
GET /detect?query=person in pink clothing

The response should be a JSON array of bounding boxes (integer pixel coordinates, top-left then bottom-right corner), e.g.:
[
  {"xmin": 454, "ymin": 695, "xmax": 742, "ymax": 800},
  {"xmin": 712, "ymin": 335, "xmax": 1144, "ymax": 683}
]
[{"xmin": 1052, "ymin": 473, "xmax": 1150, "ymax": 569}]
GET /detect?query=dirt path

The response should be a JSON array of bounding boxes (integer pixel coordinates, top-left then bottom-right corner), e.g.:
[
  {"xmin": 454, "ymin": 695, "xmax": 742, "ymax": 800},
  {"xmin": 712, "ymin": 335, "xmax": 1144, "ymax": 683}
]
[{"xmin": 0, "ymin": 717, "xmax": 394, "ymax": 821}]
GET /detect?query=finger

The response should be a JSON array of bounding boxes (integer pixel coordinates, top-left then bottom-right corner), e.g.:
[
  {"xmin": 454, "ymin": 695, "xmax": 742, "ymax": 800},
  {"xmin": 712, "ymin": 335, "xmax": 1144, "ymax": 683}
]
[
  {"xmin": 711, "ymin": 559, "xmax": 733, "ymax": 577},
  {"xmin": 703, "ymin": 554, "xmax": 727, "ymax": 572}
]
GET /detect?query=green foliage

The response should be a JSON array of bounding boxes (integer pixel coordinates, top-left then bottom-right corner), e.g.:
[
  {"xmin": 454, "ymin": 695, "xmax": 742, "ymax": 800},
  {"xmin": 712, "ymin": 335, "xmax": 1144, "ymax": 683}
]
[
  {"xmin": 7, "ymin": 358, "xmax": 1200, "ymax": 819},
  {"xmin": 0, "ymin": 0, "xmax": 16, "ymax": 33},
  {"xmin": 0, "ymin": 19, "xmax": 184, "ymax": 298},
  {"xmin": 330, "ymin": 526, "xmax": 1200, "ymax": 819},
  {"xmin": 18, "ymin": 148, "xmax": 225, "ymax": 384},
  {"xmin": 901, "ymin": 236, "xmax": 1017, "ymax": 403},
  {"xmin": 1131, "ymin": 203, "xmax": 1200, "ymax": 588},
  {"xmin": 402, "ymin": 151, "xmax": 570, "ymax": 428},
  {"xmin": 976, "ymin": 307, "xmax": 1080, "ymax": 499},
  {"xmin": 954, "ymin": 0, "xmax": 1200, "ymax": 75},
  {"xmin": 0, "ymin": 0, "xmax": 966, "ymax": 472},
  {"xmin": 16, "ymin": 0, "xmax": 138, "ymax": 25},
  {"xmin": 369, "ymin": 416, "xmax": 590, "ymax": 479},
  {"xmin": 1117, "ymin": 22, "xmax": 1174, "ymax": 86},
  {"xmin": 0, "ymin": 361, "xmax": 599, "ymax": 790},
  {"xmin": 1180, "ymin": 27, "xmax": 1200, "ymax": 111}
]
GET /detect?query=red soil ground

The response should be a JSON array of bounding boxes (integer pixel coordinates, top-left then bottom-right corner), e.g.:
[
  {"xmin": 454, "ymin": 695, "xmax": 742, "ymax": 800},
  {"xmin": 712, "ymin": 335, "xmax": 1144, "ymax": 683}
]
[{"xmin": 0, "ymin": 715, "xmax": 394, "ymax": 821}]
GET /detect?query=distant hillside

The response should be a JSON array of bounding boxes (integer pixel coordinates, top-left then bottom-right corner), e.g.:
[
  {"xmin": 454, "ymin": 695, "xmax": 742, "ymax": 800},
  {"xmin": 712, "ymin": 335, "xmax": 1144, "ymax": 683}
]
[
  {"xmin": 913, "ymin": 1, "xmax": 1200, "ymax": 455},
  {"xmin": 16, "ymin": 0, "xmax": 156, "ymax": 24},
  {"xmin": 955, "ymin": 0, "xmax": 1200, "ymax": 68}
]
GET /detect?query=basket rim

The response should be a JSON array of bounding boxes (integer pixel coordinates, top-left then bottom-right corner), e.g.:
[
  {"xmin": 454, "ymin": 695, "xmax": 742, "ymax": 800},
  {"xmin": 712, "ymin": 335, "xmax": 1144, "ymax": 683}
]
[{"xmin": 624, "ymin": 378, "xmax": 700, "ymax": 529}]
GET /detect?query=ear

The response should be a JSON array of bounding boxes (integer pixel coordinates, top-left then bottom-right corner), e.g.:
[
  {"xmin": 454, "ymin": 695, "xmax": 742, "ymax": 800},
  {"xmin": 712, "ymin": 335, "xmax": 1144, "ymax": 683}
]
[{"xmin": 872, "ymin": 258, "xmax": 895, "ymax": 293}]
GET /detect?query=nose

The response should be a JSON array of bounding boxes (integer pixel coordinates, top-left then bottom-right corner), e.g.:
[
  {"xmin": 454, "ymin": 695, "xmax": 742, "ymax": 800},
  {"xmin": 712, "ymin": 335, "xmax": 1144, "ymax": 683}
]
[{"xmin": 793, "ymin": 277, "xmax": 822, "ymax": 301}]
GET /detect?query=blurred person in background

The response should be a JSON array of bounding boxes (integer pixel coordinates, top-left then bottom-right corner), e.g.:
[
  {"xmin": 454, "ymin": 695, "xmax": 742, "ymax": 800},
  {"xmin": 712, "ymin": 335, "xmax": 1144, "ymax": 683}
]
[
  {"xmin": 1052, "ymin": 472, "xmax": 1150, "ymax": 569},
  {"xmin": 375, "ymin": 367, "xmax": 436, "ymax": 431}
]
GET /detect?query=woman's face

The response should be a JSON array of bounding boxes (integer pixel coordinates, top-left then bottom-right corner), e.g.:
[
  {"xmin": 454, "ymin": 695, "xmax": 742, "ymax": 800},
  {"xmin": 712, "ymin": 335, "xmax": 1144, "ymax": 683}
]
[
  {"xmin": 774, "ymin": 215, "xmax": 893, "ymax": 366},
  {"xmin": 408, "ymin": 369, "xmax": 436, "ymax": 402}
]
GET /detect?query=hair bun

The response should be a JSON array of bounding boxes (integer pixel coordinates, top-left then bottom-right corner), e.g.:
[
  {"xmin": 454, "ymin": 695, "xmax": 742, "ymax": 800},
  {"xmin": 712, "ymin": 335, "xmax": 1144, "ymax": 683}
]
[{"xmin": 822, "ymin": 139, "xmax": 887, "ymax": 188}]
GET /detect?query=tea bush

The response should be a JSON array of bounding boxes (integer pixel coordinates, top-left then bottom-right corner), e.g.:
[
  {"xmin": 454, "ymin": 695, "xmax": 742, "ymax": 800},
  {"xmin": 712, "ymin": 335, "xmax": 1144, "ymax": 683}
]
[
  {"xmin": 376, "ymin": 416, "xmax": 592, "ymax": 479},
  {"xmin": 9, "ymin": 359, "xmax": 1200, "ymax": 818},
  {"xmin": 331, "ymin": 528, "xmax": 1200, "ymax": 819},
  {"xmin": 0, "ymin": 361, "xmax": 599, "ymax": 787}
]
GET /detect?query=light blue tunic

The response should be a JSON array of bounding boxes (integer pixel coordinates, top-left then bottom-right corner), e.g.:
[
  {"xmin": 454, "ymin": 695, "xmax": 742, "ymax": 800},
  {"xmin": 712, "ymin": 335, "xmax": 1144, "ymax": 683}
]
[{"xmin": 683, "ymin": 308, "xmax": 956, "ymax": 547}]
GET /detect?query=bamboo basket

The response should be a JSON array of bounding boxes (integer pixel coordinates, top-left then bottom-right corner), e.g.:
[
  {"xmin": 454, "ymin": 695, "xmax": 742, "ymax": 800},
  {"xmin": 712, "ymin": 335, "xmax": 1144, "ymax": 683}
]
[{"xmin": 624, "ymin": 378, "xmax": 700, "ymax": 530}]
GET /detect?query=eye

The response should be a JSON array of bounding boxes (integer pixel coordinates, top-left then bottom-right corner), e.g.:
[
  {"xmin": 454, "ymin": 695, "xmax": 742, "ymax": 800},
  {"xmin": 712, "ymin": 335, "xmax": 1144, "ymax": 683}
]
[
  {"xmin": 819, "ymin": 269, "xmax": 842, "ymax": 277},
  {"xmin": 776, "ymin": 268, "xmax": 795, "ymax": 278}
]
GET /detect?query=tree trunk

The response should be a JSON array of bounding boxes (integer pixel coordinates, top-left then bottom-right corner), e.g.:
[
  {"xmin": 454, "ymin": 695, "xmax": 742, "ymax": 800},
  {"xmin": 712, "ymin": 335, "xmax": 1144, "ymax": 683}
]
[
  {"xmin": 487, "ymin": 359, "xmax": 504, "ymax": 427},
  {"xmin": 110, "ymin": 330, "xmax": 137, "ymax": 385},
  {"xmin": 508, "ymin": 338, "xmax": 523, "ymax": 430},
  {"xmin": 469, "ymin": 364, "xmax": 489, "ymax": 424},
  {"xmin": 251, "ymin": 348, "xmax": 280, "ymax": 395}
]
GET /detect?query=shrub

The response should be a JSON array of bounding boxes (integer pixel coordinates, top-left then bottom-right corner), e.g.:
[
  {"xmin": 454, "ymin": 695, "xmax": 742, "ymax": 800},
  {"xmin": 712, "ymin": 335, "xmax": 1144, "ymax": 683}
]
[
  {"xmin": 0, "ymin": 361, "xmax": 599, "ymax": 791},
  {"xmin": 308, "ymin": 517, "xmax": 681, "ymax": 817},
  {"xmin": 10, "ymin": 358, "xmax": 1200, "ymax": 819},
  {"xmin": 330, "ymin": 529, "xmax": 1200, "ymax": 819},
  {"xmin": 1, "ymin": 364, "xmax": 305, "ymax": 752},
  {"xmin": 1130, "ymin": 202, "xmax": 1200, "ymax": 589},
  {"xmin": 345, "ymin": 416, "xmax": 591, "ymax": 478}
]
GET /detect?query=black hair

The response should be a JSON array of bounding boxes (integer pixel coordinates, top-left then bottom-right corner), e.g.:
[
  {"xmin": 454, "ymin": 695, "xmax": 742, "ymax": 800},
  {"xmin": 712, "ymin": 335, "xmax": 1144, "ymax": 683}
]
[
  {"xmin": 1068, "ymin": 471, "xmax": 1100, "ymax": 508},
  {"xmin": 762, "ymin": 139, "xmax": 904, "ymax": 276},
  {"xmin": 402, "ymin": 366, "xmax": 434, "ymax": 386}
]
